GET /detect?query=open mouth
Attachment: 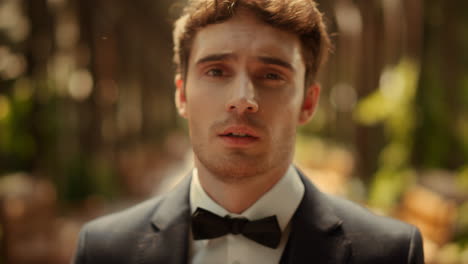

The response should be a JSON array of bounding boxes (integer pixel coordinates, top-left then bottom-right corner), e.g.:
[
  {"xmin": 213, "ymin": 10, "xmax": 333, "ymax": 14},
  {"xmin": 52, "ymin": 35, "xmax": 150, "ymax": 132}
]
[{"xmin": 222, "ymin": 132, "xmax": 256, "ymax": 138}]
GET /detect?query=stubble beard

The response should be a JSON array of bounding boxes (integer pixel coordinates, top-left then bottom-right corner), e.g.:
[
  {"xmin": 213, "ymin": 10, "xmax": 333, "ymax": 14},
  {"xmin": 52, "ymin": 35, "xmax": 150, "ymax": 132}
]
[
  {"xmin": 192, "ymin": 130, "xmax": 296, "ymax": 185},
  {"xmin": 190, "ymin": 113, "xmax": 297, "ymax": 184},
  {"xmin": 195, "ymin": 146, "xmax": 270, "ymax": 183}
]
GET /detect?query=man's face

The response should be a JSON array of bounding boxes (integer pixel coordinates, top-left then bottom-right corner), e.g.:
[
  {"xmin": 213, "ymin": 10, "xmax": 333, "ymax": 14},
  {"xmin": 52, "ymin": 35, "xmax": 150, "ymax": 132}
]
[{"xmin": 176, "ymin": 10, "xmax": 319, "ymax": 182}]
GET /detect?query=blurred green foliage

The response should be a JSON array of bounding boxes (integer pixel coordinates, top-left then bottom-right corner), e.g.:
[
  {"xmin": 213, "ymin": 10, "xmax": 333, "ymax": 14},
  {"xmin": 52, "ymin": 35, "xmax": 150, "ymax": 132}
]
[
  {"xmin": 355, "ymin": 60, "xmax": 420, "ymax": 209},
  {"xmin": 58, "ymin": 155, "xmax": 118, "ymax": 204}
]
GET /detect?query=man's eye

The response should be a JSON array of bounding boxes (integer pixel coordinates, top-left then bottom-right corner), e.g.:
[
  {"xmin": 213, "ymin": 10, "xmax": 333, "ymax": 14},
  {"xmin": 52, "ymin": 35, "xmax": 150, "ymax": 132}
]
[
  {"xmin": 265, "ymin": 73, "xmax": 282, "ymax": 80},
  {"xmin": 206, "ymin": 69, "xmax": 223, "ymax": 77}
]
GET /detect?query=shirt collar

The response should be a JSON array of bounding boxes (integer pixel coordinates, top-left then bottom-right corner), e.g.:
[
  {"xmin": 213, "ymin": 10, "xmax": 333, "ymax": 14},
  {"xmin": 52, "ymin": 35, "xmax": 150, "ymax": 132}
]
[{"xmin": 190, "ymin": 165, "xmax": 305, "ymax": 232}]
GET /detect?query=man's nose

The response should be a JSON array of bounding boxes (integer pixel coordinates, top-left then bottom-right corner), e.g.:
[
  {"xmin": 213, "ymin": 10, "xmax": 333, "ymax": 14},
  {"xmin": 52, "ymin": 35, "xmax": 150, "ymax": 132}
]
[{"xmin": 225, "ymin": 76, "xmax": 259, "ymax": 114}]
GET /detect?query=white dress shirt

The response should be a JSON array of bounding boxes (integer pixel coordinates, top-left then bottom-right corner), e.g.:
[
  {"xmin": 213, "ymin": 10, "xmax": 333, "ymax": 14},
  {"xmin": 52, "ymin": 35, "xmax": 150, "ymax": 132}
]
[{"xmin": 189, "ymin": 166, "xmax": 305, "ymax": 264}]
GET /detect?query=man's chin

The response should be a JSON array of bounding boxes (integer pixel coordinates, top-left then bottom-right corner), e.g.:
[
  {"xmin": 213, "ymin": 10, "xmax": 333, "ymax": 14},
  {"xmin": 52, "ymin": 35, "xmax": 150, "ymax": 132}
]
[
  {"xmin": 212, "ymin": 166, "xmax": 260, "ymax": 183},
  {"xmin": 199, "ymin": 157, "xmax": 268, "ymax": 183}
]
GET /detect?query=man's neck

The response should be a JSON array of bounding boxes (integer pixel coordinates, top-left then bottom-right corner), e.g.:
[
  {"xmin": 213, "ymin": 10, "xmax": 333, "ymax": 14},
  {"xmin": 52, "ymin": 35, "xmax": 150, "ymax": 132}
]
[{"xmin": 195, "ymin": 160, "xmax": 289, "ymax": 214}]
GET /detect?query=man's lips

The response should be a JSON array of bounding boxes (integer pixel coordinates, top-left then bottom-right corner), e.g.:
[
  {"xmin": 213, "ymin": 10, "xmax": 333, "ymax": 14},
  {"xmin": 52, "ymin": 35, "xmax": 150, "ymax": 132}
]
[{"xmin": 218, "ymin": 126, "xmax": 260, "ymax": 139}]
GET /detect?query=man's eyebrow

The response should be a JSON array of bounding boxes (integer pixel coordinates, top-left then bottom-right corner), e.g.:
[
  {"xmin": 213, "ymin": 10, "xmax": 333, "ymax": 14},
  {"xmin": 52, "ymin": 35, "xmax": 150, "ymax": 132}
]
[
  {"xmin": 196, "ymin": 53, "xmax": 236, "ymax": 65},
  {"xmin": 257, "ymin": 56, "xmax": 295, "ymax": 71}
]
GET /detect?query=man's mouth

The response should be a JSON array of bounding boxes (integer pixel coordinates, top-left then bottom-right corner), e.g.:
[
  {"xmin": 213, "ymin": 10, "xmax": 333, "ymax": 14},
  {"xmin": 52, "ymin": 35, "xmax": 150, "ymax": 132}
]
[
  {"xmin": 219, "ymin": 126, "xmax": 260, "ymax": 138},
  {"xmin": 222, "ymin": 132, "xmax": 255, "ymax": 138},
  {"xmin": 218, "ymin": 126, "xmax": 260, "ymax": 147}
]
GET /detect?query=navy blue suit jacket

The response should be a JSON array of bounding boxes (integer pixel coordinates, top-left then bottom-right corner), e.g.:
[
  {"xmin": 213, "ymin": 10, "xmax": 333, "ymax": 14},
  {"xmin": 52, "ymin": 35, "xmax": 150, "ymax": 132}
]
[{"xmin": 72, "ymin": 169, "xmax": 424, "ymax": 263}]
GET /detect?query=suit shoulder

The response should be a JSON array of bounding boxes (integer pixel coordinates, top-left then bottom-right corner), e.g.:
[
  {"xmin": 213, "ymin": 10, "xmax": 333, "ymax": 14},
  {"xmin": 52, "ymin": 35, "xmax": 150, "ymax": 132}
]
[
  {"xmin": 84, "ymin": 195, "xmax": 164, "ymax": 233},
  {"xmin": 323, "ymin": 194, "xmax": 423, "ymax": 263},
  {"xmin": 73, "ymin": 196, "xmax": 166, "ymax": 264},
  {"xmin": 325, "ymin": 194, "xmax": 412, "ymax": 233}
]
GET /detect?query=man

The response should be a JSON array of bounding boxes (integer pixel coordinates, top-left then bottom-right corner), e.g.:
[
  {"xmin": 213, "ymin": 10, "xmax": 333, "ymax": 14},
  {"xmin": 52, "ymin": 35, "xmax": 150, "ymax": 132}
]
[{"xmin": 72, "ymin": 0, "xmax": 424, "ymax": 263}]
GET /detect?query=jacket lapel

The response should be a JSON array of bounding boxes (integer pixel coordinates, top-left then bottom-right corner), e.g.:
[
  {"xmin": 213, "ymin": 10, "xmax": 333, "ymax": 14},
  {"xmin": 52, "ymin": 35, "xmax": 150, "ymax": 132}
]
[
  {"xmin": 137, "ymin": 174, "xmax": 192, "ymax": 264},
  {"xmin": 281, "ymin": 169, "xmax": 351, "ymax": 264},
  {"xmin": 136, "ymin": 169, "xmax": 351, "ymax": 264}
]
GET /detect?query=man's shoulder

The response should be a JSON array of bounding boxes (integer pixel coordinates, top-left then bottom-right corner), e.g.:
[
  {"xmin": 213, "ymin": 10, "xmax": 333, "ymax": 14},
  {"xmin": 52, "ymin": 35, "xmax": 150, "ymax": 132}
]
[
  {"xmin": 72, "ymin": 195, "xmax": 171, "ymax": 264},
  {"xmin": 322, "ymin": 193, "xmax": 423, "ymax": 262},
  {"xmin": 324, "ymin": 193, "xmax": 412, "ymax": 233},
  {"xmin": 83, "ymin": 195, "xmax": 165, "ymax": 234}
]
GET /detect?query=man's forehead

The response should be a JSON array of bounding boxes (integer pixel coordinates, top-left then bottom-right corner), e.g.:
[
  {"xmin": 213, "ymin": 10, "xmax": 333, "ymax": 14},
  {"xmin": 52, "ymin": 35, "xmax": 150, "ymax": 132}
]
[{"xmin": 189, "ymin": 12, "xmax": 303, "ymax": 68}]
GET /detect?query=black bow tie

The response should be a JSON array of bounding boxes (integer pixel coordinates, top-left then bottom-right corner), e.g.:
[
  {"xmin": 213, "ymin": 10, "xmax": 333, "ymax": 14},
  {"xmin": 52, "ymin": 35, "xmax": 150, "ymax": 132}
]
[{"xmin": 191, "ymin": 207, "xmax": 282, "ymax": 249}]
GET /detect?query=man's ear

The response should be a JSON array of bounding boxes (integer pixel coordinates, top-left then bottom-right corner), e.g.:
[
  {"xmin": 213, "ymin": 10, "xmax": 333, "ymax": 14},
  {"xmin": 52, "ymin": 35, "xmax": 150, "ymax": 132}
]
[
  {"xmin": 299, "ymin": 83, "xmax": 320, "ymax": 124},
  {"xmin": 174, "ymin": 74, "xmax": 187, "ymax": 118}
]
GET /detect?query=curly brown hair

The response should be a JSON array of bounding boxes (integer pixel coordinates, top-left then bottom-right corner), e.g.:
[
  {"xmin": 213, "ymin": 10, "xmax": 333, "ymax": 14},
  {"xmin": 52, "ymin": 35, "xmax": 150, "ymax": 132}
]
[{"xmin": 173, "ymin": 0, "xmax": 331, "ymax": 87}]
